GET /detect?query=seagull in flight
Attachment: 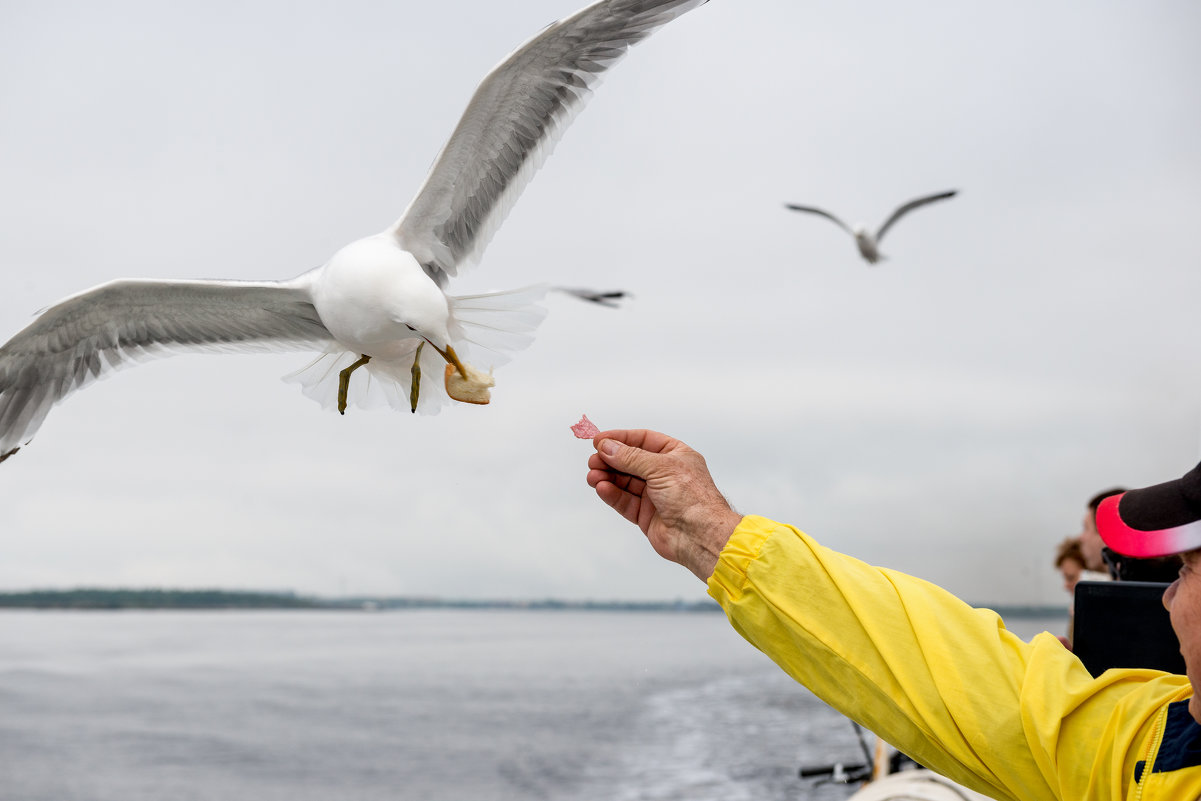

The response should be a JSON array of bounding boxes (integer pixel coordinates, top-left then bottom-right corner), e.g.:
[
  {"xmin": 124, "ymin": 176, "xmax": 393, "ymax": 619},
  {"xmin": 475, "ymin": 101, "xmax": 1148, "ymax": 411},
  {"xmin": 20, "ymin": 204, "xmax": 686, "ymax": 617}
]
[
  {"xmin": 784, "ymin": 190, "xmax": 958, "ymax": 264},
  {"xmin": 0, "ymin": 0, "xmax": 707, "ymax": 464}
]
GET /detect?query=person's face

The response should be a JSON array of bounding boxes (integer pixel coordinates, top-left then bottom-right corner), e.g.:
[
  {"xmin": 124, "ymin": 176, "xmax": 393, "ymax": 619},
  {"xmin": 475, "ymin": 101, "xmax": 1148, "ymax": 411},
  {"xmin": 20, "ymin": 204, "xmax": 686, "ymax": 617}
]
[
  {"xmin": 1163, "ymin": 551, "xmax": 1201, "ymax": 722},
  {"xmin": 1079, "ymin": 510, "xmax": 1105, "ymax": 572},
  {"xmin": 1059, "ymin": 558, "xmax": 1084, "ymax": 595}
]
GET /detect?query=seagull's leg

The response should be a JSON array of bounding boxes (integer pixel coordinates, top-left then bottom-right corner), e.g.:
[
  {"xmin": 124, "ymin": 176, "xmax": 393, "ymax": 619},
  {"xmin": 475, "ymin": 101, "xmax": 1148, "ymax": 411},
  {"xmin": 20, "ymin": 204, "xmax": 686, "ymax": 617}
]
[
  {"xmin": 427, "ymin": 341, "xmax": 469, "ymax": 379},
  {"xmin": 337, "ymin": 354, "xmax": 372, "ymax": 415},
  {"xmin": 409, "ymin": 342, "xmax": 425, "ymax": 414}
]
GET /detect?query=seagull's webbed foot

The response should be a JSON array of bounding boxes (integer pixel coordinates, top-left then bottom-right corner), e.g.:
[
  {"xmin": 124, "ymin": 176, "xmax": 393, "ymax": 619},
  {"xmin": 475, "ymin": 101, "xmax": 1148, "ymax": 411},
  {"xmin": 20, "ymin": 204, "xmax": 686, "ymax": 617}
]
[
  {"xmin": 409, "ymin": 342, "xmax": 425, "ymax": 414},
  {"xmin": 337, "ymin": 354, "xmax": 372, "ymax": 415}
]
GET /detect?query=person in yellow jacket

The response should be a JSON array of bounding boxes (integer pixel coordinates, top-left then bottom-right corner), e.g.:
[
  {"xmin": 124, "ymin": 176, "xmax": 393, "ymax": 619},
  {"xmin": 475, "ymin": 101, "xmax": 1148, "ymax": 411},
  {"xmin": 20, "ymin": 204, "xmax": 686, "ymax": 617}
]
[{"xmin": 583, "ymin": 428, "xmax": 1201, "ymax": 801}]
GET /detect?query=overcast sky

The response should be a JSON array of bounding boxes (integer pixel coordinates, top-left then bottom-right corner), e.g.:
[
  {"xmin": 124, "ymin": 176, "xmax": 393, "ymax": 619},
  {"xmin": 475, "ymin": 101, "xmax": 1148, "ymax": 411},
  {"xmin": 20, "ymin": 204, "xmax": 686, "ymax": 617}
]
[{"xmin": 2, "ymin": 0, "xmax": 1199, "ymax": 606}]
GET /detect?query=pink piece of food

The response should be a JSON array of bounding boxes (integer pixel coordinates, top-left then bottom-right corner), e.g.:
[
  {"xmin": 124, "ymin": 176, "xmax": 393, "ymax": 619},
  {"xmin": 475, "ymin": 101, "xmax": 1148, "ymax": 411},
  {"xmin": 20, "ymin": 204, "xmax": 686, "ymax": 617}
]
[{"xmin": 570, "ymin": 414, "xmax": 600, "ymax": 439}]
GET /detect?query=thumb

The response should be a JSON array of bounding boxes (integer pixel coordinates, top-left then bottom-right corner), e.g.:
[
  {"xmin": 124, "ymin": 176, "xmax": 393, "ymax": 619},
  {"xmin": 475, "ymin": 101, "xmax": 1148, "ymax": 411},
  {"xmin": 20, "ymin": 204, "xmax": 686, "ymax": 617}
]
[{"xmin": 595, "ymin": 438, "xmax": 661, "ymax": 480}]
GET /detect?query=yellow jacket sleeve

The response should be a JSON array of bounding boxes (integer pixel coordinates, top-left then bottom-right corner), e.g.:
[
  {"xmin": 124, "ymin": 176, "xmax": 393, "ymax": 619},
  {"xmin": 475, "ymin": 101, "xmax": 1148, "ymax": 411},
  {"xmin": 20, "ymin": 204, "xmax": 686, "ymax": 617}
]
[{"xmin": 706, "ymin": 515, "xmax": 1197, "ymax": 801}]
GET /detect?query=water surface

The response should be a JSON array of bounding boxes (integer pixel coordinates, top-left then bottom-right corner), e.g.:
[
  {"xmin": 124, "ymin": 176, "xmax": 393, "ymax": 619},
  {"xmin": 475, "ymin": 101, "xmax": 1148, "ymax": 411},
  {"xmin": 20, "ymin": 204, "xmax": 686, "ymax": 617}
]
[{"xmin": 0, "ymin": 609, "xmax": 1065, "ymax": 800}]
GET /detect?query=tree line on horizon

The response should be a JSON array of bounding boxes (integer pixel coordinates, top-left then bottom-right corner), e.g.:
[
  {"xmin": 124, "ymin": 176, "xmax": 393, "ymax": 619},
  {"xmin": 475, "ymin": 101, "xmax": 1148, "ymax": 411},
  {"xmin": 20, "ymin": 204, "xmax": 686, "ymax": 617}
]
[
  {"xmin": 0, "ymin": 588, "xmax": 318, "ymax": 609},
  {"xmin": 0, "ymin": 588, "xmax": 1064, "ymax": 617}
]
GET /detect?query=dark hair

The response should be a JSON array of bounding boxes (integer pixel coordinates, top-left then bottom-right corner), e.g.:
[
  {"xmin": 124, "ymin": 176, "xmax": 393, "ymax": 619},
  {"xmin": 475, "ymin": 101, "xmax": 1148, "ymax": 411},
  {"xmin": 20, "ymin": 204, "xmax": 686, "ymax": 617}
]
[
  {"xmin": 1087, "ymin": 487, "xmax": 1126, "ymax": 514},
  {"xmin": 1101, "ymin": 549, "xmax": 1182, "ymax": 582},
  {"xmin": 1054, "ymin": 537, "xmax": 1085, "ymax": 568}
]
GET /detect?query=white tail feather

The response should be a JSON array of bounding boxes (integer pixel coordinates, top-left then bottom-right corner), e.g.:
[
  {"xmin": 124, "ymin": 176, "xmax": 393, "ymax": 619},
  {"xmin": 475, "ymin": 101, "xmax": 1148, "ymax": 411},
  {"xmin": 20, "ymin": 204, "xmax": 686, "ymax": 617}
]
[
  {"xmin": 282, "ymin": 285, "xmax": 547, "ymax": 414},
  {"xmin": 448, "ymin": 284, "xmax": 548, "ymax": 365}
]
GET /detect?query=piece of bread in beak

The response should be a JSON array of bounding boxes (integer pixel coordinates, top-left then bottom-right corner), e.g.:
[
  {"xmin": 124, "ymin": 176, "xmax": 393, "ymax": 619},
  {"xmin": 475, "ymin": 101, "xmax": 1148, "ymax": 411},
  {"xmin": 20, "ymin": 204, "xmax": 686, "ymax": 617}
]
[{"xmin": 444, "ymin": 363, "xmax": 494, "ymax": 405}]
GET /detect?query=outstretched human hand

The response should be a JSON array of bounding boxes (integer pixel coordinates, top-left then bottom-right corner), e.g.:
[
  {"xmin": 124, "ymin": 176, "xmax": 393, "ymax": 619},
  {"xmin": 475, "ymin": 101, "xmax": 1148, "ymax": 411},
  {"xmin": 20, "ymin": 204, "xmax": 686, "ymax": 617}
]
[{"xmin": 586, "ymin": 429, "xmax": 742, "ymax": 582}]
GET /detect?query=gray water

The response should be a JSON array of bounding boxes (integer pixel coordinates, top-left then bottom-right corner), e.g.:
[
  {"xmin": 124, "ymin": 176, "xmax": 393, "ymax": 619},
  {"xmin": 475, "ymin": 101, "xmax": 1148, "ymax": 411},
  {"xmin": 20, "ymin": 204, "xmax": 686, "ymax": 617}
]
[{"xmin": 0, "ymin": 609, "xmax": 1065, "ymax": 801}]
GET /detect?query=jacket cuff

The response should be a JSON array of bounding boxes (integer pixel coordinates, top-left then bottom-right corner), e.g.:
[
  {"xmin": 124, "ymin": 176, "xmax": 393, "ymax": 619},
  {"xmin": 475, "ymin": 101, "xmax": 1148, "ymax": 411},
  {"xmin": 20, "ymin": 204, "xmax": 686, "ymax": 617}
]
[{"xmin": 707, "ymin": 514, "xmax": 777, "ymax": 607}]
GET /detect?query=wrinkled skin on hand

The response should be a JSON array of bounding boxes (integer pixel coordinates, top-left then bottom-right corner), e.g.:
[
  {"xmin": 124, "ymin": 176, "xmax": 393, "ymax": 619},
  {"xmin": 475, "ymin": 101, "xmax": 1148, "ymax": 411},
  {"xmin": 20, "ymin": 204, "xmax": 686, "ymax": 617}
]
[{"xmin": 586, "ymin": 429, "xmax": 743, "ymax": 582}]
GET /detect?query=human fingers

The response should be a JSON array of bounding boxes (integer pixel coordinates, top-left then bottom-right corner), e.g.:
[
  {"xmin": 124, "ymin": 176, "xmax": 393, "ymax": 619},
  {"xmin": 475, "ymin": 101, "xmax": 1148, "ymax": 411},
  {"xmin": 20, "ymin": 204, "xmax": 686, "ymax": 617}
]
[
  {"xmin": 592, "ymin": 430, "xmax": 682, "ymax": 481},
  {"xmin": 586, "ymin": 452, "xmax": 621, "ymax": 488},
  {"xmin": 586, "ymin": 451, "xmax": 610, "ymax": 472},
  {"xmin": 593, "ymin": 477, "xmax": 648, "ymax": 529},
  {"xmin": 587, "ymin": 465, "xmax": 645, "ymax": 499},
  {"xmin": 591, "ymin": 429, "xmax": 676, "ymax": 457}
]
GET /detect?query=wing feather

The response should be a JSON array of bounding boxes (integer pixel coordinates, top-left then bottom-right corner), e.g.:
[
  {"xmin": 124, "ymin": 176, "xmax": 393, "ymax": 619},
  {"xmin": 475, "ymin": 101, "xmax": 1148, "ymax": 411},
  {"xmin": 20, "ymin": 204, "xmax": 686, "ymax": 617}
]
[
  {"xmin": 0, "ymin": 278, "xmax": 333, "ymax": 458},
  {"xmin": 874, "ymin": 190, "xmax": 958, "ymax": 243},
  {"xmin": 392, "ymin": 0, "xmax": 707, "ymax": 286},
  {"xmin": 783, "ymin": 203, "xmax": 855, "ymax": 236}
]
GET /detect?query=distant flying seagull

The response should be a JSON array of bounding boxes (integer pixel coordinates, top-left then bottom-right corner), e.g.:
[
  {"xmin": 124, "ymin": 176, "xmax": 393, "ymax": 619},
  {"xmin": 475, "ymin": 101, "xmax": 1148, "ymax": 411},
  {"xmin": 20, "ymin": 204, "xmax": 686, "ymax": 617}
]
[
  {"xmin": 0, "ymin": 0, "xmax": 707, "ymax": 464},
  {"xmin": 784, "ymin": 190, "xmax": 958, "ymax": 264}
]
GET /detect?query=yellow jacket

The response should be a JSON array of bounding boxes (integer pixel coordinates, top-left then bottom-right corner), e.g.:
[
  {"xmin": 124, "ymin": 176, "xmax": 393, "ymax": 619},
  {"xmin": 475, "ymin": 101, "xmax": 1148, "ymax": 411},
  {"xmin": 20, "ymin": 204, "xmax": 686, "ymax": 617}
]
[{"xmin": 707, "ymin": 515, "xmax": 1201, "ymax": 801}]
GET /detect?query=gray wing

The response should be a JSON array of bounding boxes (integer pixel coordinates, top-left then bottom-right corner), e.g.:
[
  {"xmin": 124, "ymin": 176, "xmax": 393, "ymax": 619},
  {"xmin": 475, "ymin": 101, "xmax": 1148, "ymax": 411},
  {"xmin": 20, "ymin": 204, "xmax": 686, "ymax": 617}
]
[
  {"xmin": 552, "ymin": 287, "xmax": 629, "ymax": 308},
  {"xmin": 391, "ymin": 0, "xmax": 708, "ymax": 287},
  {"xmin": 874, "ymin": 190, "xmax": 958, "ymax": 243},
  {"xmin": 0, "ymin": 278, "xmax": 333, "ymax": 461},
  {"xmin": 783, "ymin": 203, "xmax": 854, "ymax": 236}
]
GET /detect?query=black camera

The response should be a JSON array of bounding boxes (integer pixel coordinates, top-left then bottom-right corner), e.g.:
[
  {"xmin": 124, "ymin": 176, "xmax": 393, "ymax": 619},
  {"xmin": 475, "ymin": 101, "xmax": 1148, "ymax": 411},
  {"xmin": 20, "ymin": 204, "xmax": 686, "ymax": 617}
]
[{"xmin": 1072, "ymin": 580, "xmax": 1185, "ymax": 677}]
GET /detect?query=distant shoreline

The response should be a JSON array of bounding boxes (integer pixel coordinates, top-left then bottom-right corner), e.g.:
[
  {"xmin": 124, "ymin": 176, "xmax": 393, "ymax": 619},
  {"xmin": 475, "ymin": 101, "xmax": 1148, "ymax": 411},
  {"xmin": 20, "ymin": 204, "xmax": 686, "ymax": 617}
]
[
  {"xmin": 0, "ymin": 588, "xmax": 1065, "ymax": 618},
  {"xmin": 0, "ymin": 588, "xmax": 720, "ymax": 612}
]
